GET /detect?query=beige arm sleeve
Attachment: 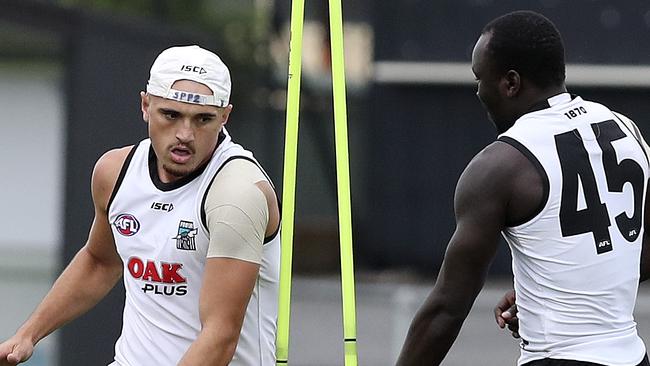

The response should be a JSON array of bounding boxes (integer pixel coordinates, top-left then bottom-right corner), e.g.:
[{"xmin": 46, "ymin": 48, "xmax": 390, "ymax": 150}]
[{"xmin": 205, "ymin": 159, "xmax": 269, "ymax": 264}]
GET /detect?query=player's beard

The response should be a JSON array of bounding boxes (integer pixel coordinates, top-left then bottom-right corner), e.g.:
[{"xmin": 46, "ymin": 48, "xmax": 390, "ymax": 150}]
[{"xmin": 162, "ymin": 161, "xmax": 194, "ymax": 178}]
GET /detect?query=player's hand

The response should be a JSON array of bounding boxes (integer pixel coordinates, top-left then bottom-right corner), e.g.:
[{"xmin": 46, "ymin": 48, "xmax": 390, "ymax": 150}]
[
  {"xmin": 0, "ymin": 336, "xmax": 34, "ymax": 365},
  {"xmin": 494, "ymin": 289, "xmax": 519, "ymax": 338}
]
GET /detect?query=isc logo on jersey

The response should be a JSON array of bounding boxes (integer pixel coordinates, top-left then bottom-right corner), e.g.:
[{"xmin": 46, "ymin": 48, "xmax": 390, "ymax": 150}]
[
  {"xmin": 113, "ymin": 214, "xmax": 140, "ymax": 236},
  {"xmin": 127, "ymin": 256, "xmax": 188, "ymax": 296}
]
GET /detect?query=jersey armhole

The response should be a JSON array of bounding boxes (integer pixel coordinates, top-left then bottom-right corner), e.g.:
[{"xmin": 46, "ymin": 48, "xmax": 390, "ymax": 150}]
[
  {"xmin": 200, "ymin": 155, "xmax": 281, "ymax": 244},
  {"xmin": 498, "ymin": 136, "xmax": 550, "ymax": 227},
  {"xmin": 612, "ymin": 112, "xmax": 650, "ymax": 166},
  {"xmin": 106, "ymin": 143, "xmax": 139, "ymax": 213}
]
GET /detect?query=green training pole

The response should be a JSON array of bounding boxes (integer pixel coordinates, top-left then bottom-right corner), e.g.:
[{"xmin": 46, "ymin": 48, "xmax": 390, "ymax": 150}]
[
  {"xmin": 328, "ymin": 0, "xmax": 359, "ymax": 364},
  {"xmin": 276, "ymin": 0, "xmax": 305, "ymax": 364}
]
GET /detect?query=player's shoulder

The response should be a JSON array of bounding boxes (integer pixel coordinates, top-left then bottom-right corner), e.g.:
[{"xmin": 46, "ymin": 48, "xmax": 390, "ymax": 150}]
[
  {"xmin": 611, "ymin": 109, "xmax": 631, "ymax": 119},
  {"xmin": 94, "ymin": 145, "xmax": 135, "ymax": 178},
  {"xmin": 219, "ymin": 157, "xmax": 263, "ymax": 175},
  {"xmin": 468, "ymin": 141, "xmax": 526, "ymax": 177},
  {"xmin": 209, "ymin": 159, "xmax": 271, "ymax": 200},
  {"xmin": 580, "ymin": 98, "xmax": 621, "ymax": 120},
  {"xmin": 457, "ymin": 141, "xmax": 529, "ymax": 200},
  {"xmin": 92, "ymin": 145, "xmax": 136, "ymax": 205},
  {"xmin": 97, "ymin": 145, "xmax": 134, "ymax": 165},
  {"xmin": 205, "ymin": 158, "xmax": 277, "ymax": 216},
  {"xmin": 611, "ymin": 109, "xmax": 638, "ymax": 128}
]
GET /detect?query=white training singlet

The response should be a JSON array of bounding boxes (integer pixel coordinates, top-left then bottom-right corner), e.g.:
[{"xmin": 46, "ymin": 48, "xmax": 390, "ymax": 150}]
[
  {"xmin": 107, "ymin": 129, "xmax": 280, "ymax": 366},
  {"xmin": 499, "ymin": 93, "xmax": 648, "ymax": 366}
]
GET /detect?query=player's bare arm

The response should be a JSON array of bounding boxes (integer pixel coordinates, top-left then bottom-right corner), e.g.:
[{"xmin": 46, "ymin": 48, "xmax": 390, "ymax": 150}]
[
  {"xmin": 0, "ymin": 147, "xmax": 129, "ymax": 366},
  {"xmin": 178, "ymin": 257, "xmax": 261, "ymax": 366},
  {"xmin": 178, "ymin": 160, "xmax": 280, "ymax": 365},
  {"xmin": 397, "ymin": 140, "xmax": 542, "ymax": 365}
]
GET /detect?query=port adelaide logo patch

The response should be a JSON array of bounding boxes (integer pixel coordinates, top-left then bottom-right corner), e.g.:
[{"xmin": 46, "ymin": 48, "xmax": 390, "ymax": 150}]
[
  {"xmin": 113, "ymin": 214, "xmax": 140, "ymax": 236},
  {"xmin": 173, "ymin": 220, "xmax": 198, "ymax": 250}
]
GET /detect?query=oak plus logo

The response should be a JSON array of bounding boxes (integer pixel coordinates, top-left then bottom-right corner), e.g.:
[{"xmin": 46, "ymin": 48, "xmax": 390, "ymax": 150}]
[
  {"xmin": 127, "ymin": 256, "xmax": 187, "ymax": 296},
  {"xmin": 113, "ymin": 214, "xmax": 140, "ymax": 236}
]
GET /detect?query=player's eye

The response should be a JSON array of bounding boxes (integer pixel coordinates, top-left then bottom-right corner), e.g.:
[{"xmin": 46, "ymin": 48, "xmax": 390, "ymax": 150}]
[
  {"xmin": 197, "ymin": 114, "xmax": 216, "ymax": 124},
  {"xmin": 162, "ymin": 110, "xmax": 180, "ymax": 120}
]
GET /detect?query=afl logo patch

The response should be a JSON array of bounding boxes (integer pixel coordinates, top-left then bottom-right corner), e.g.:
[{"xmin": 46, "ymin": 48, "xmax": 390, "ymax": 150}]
[{"xmin": 113, "ymin": 214, "xmax": 140, "ymax": 236}]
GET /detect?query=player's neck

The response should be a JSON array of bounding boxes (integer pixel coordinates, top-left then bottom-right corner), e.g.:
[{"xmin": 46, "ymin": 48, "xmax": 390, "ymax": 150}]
[{"xmin": 519, "ymin": 84, "xmax": 568, "ymax": 117}]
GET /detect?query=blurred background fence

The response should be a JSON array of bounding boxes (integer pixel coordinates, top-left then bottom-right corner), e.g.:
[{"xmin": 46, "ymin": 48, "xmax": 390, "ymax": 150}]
[{"xmin": 2, "ymin": 0, "xmax": 650, "ymax": 364}]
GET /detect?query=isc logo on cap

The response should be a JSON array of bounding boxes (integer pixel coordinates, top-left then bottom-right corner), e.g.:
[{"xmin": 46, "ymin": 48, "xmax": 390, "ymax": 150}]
[{"xmin": 181, "ymin": 65, "xmax": 207, "ymax": 74}]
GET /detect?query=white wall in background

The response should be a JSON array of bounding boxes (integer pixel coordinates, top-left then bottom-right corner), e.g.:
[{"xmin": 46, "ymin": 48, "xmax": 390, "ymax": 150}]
[
  {"xmin": 0, "ymin": 64, "xmax": 63, "ymax": 366},
  {"xmin": 0, "ymin": 64, "xmax": 64, "ymax": 253}
]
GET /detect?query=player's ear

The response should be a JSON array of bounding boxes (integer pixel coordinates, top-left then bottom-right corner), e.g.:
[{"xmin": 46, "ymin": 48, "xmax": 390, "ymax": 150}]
[
  {"xmin": 220, "ymin": 104, "xmax": 233, "ymax": 127},
  {"xmin": 140, "ymin": 91, "xmax": 150, "ymax": 123},
  {"xmin": 502, "ymin": 70, "xmax": 521, "ymax": 98}
]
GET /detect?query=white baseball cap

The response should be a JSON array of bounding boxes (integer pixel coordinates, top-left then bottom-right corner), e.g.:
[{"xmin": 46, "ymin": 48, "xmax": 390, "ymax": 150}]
[{"xmin": 146, "ymin": 45, "xmax": 231, "ymax": 107}]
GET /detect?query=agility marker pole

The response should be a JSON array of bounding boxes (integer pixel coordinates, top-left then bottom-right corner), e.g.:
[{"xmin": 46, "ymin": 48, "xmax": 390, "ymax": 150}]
[
  {"xmin": 328, "ymin": 0, "xmax": 359, "ymax": 364},
  {"xmin": 275, "ymin": 0, "xmax": 305, "ymax": 363}
]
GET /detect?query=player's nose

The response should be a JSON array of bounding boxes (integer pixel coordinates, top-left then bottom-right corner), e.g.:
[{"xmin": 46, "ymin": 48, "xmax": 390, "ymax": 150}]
[{"xmin": 175, "ymin": 119, "xmax": 194, "ymax": 142}]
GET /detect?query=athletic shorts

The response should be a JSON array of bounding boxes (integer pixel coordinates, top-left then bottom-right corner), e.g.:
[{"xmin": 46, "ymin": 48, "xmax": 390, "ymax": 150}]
[{"xmin": 522, "ymin": 354, "xmax": 650, "ymax": 366}]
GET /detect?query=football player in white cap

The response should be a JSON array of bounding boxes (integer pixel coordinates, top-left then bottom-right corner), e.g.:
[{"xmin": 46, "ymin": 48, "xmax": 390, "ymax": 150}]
[{"xmin": 0, "ymin": 45, "xmax": 280, "ymax": 366}]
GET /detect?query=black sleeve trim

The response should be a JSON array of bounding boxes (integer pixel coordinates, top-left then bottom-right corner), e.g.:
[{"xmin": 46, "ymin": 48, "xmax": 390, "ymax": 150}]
[
  {"xmin": 498, "ymin": 136, "xmax": 550, "ymax": 227},
  {"xmin": 200, "ymin": 155, "xmax": 281, "ymax": 245},
  {"xmin": 613, "ymin": 113, "xmax": 650, "ymax": 166},
  {"xmin": 107, "ymin": 143, "xmax": 139, "ymax": 212}
]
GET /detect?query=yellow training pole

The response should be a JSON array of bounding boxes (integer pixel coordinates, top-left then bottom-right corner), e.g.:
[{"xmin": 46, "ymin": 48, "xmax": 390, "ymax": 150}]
[
  {"xmin": 328, "ymin": 0, "xmax": 359, "ymax": 364},
  {"xmin": 276, "ymin": 0, "xmax": 305, "ymax": 363}
]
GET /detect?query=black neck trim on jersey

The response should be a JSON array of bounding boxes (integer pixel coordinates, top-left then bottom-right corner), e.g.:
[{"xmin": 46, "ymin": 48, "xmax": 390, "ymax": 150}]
[
  {"xmin": 200, "ymin": 155, "xmax": 281, "ymax": 245},
  {"xmin": 497, "ymin": 136, "xmax": 550, "ymax": 227},
  {"xmin": 107, "ymin": 143, "xmax": 139, "ymax": 213},
  {"xmin": 526, "ymin": 99, "xmax": 551, "ymax": 114},
  {"xmin": 148, "ymin": 132, "xmax": 225, "ymax": 192},
  {"xmin": 526, "ymin": 93, "xmax": 578, "ymax": 114}
]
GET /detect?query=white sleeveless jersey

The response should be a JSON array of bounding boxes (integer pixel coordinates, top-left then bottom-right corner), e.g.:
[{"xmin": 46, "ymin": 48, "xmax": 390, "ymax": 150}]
[
  {"xmin": 107, "ymin": 129, "xmax": 280, "ymax": 366},
  {"xmin": 499, "ymin": 93, "xmax": 648, "ymax": 365}
]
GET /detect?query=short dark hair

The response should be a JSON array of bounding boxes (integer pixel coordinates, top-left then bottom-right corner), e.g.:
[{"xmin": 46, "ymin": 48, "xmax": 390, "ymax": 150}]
[{"xmin": 482, "ymin": 10, "xmax": 565, "ymax": 89}]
